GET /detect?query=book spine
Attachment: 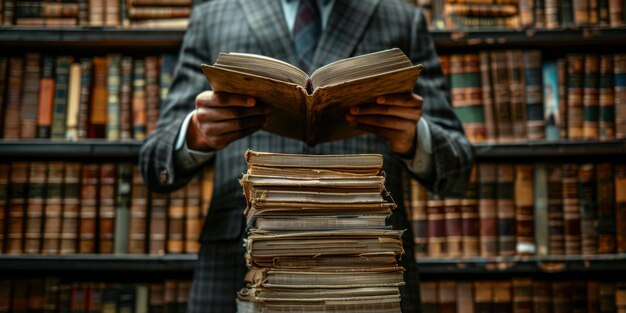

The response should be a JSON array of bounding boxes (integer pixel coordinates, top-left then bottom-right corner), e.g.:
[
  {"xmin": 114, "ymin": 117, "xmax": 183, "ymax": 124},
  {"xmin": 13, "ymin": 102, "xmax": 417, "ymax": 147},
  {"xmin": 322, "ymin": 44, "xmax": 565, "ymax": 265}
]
[
  {"xmin": 547, "ymin": 164, "xmax": 565, "ymax": 255},
  {"xmin": 545, "ymin": 0, "xmax": 560, "ymax": 27},
  {"xmin": 65, "ymin": 63, "xmax": 82, "ymax": 141},
  {"xmin": 51, "ymin": 56, "xmax": 72, "ymax": 140},
  {"xmin": 567, "ymin": 54, "xmax": 585, "ymax": 139},
  {"xmin": 451, "ymin": 54, "xmax": 487, "ymax": 143},
  {"xmin": 427, "ymin": 194, "xmax": 446, "ymax": 257},
  {"xmin": 590, "ymin": 0, "xmax": 600, "ymax": 24},
  {"xmin": 114, "ymin": 163, "xmax": 132, "ymax": 254},
  {"xmin": 184, "ymin": 176, "xmax": 202, "ymax": 254},
  {"xmin": 132, "ymin": 59, "xmax": 147, "ymax": 141},
  {"xmin": 44, "ymin": 277, "xmax": 61, "ymax": 313},
  {"xmin": 494, "ymin": 281, "xmax": 513, "ymax": 312},
  {"xmin": 20, "ymin": 53, "xmax": 41, "ymax": 139},
  {"xmin": 456, "ymin": 282, "xmax": 474, "ymax": 313},
  {"xmin": 89, "ymin": 0, "xmax": 104, "ymax": 26},
  {"xmin": 145, "ymin": 56, "xmax": 160, "ymax": 137},
  {"xmin": 79, "ymin": 164, "xmax": 99, "ymax": 254},
  {"xmin": 497, "ymin": 164, "xmax": 516, "ymax": 256},
  {"xmin": 444, "ymin": 198, "xmax": 463, "ymax": 257},
  {"xmin": 507, "ymin": 50, "xmax": 527, "ymax": 141},
  {"xmin": 106, "ymin": 54, "xmax": 121, "ymax": 141},
  {"xmin": 77, "ymin": 58, "xmax": 92, "ymax": 140},
  {"xmin": 120, "ymin": 57, "xmax": 133, "ymax": 141},
  {"xmin": 130, "ymin": 0, "xmax": 192, "ymax": 5},
  {"xmin": 583, "ymin": 55, "xmax": 600, "ymax": 139},
  {"xmin": 410, "ymin": 179, "xmax": 429, "ymax": 257},
  {"xmin": 557, "ymin": 58, "xmax": 569, "ymax": 139},
  {"xmin": 3, "ymin": 0, "xmax": 14, "ymax": 25},
  {"xmin": 479, "ymin": 51, "xmax": 497, "ymax": 142},
  {"xmin": 149, "ymin": 193, "xmax": 167, "ymax": 255},
  {"xmin": 60, "ymin": 163, "xmax": 81, "ymax": 254},
  {"xmin": 164, "ymin": 281, "xmax": 177, "ymax": 313},
  {"xmin": 519, "ymin": 0, "xmax": 534, "ymax": 27},
  {"xmin": 579, "ymin": 163, "xmax": 598, "ymax": 255},
  {"xmin": 616, "ymin": 164, "xmax": 626, "ymax": 253},
  {"xmin": 491, "ymin": 51, "xmax": 513, "ymax": 142},
  {"xmin": 127, "ymin": 7, "xmax": 191, "ymax": 19},
  {"xmin": 571, "ymin": 282, "xmax": 588, "ymax": 312},
  {"xmin": 149, "ymin": 284, "xmax": 166, "ymax": 313},
  {"xmin": 0, "ymin": 57, "xmax": 7, "ymax": 137},
  {"xmin": 596, "ymin": 163, "xmax": 616, "ymax": 254},
  {"xmin": 167, "ymin": 187, "xmax": 185, "ymax": 254},
  {"xmin": 89, "ymin": 57, "xmax": 108, "ymax": 139},
  {"xmin": 616, "ymin": 283, "xmax": 626, "ymax": 313},
  {"xmin": 461, "ymin": 166, "xmax": 480, "ymax": 257},
  {"xmin": 515, "ymin": 164, "xmax": 535, "ymax": 255},
  {"xmin": 552, "ymin": 282, "xmax": 572, "ymax": 312},
  {"xmin": 129, "ymin": 166, "xmax": 147, "ymax": 254},
  {"xmin": 535, "ymin": 0, "xmax": 546, "ymax": 27},
  {"xmin": 78, "ymin": 0, "xmax": 89, "ymax": 25},
  {"xmin": 478, "ymin": 163, "xmax": 498, "ymax": 257},
  {"xmin": 512, "ymin": 278, "xmax": 533, "ymax": 313},
  {"xmin": 421, "ymin": 282, "xmax": 439, "ymax": 313},
  {"xmin": 474, "ymin": 281, "xmax": 493, "ymax": 313},
  {"xmin": 609, "ymin": 0, "xmax": 624, "ymax": 26},
  {"xmin": 37, "ymin": 56, "xmax": 56, "ymax": 139},
  {"xmin": 0, "ymin": 164, "xmax": 9, "ymax": 253},
  {"xmin": 42, "ymin": 162, "xmax": 64, "ymax": 254},
  {"xmin": 25, "ymin": 162, "xmax": 46, "ymax": 254},
  {"xmin": 8, "ymin": 162, "xmax": 29, "ymax": 254},
  {"xmin": 98, "ymin": 163, "xmax": 117, "ymax": 254},
  {"xmin": 615, "ymin": 54, "xmax": 626, "ymax": 139},
  {"xmin": 524, "ymin": 50, "xmax": 544, "ymax": 141},
  {"xmin": 588, "ymin": 281, "xmax": 601, "ymax": 313},
  {"xmin": 533, "ymin": 281, "xmax": 552, "ymax": 313},
  {"xmin": 599, "ymin": 282, "xmax": 616, "ymax": 312},
  {"xmin": 598, "ymin": 0, "xmax": 610, "ymax": 24},
  {"xmin": 599, "ymin": 55, "xmax": 615, "ymax": 140},
  {"xmin": 12, "ymin": 280, "xmax": 29, "ymax": 311},
  {"xmin": 543, "ymin": 61, "xmax": 560, "ymax": 141},
  {"xmin": 562, "ymin": 163, "xmax": 582, "ymax": 255},
  {"xmin": 573, "ymin": 0, "xmax": 589, "ymax": 25},
  {"xmin": 14, "ymin": 2, "xmax": 79, "ymax": 18},
  {"xmin": 104, "ymin": 0, "xmax": 120, "ymax": 26},
  {"xmin": 438, "ymin": 281, "xmax": 457, "ymax": 313},
  {"xmin": 3, "ymin": 57, "xmax": 24, "ymax": 139}
]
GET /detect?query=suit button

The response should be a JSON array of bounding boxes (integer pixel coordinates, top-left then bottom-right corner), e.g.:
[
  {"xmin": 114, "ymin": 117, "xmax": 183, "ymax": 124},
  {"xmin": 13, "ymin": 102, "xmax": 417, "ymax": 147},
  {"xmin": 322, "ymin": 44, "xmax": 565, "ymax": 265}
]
[{"xmin": 160, "ymin": 169, "xmax": 169, "ymax": 184}]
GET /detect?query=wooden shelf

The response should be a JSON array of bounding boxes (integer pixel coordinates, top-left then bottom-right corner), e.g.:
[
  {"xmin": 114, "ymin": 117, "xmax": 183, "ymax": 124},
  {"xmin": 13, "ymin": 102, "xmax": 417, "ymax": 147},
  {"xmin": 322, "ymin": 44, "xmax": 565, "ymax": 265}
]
[
  {"xmin": 2, "ymin": 26, "xmax": 626, "ymax": 49},
  {"xmin": 1, "ymin": 254, "xmax": 625, "ymax": 275},
  {"xmin": 1, "ymin": 140, "xmax": 624, "ymax": 161}
]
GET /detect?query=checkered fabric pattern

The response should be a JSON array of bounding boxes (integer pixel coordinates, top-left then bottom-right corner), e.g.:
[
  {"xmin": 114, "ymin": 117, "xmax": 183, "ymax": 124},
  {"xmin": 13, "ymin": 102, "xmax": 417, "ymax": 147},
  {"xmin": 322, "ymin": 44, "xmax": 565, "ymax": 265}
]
[{"xmin": 293, "ymin": 0, "xmax": 321, "ymax": 73}]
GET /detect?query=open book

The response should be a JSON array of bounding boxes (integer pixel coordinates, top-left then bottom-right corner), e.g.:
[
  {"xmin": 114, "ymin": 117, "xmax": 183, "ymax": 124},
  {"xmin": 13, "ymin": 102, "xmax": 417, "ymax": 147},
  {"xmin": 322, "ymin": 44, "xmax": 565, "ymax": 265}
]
[{"xmin": 201, "ymin": 48, "xmax": 423, "ymax": 145}]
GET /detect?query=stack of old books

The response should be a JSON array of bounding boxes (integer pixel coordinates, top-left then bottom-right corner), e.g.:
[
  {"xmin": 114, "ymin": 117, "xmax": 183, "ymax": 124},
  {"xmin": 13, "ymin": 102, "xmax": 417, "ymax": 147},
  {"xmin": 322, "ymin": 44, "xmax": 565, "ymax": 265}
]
[{"xmin": 236, "ymin": 150, "xmax": 405, "ymax": 313}]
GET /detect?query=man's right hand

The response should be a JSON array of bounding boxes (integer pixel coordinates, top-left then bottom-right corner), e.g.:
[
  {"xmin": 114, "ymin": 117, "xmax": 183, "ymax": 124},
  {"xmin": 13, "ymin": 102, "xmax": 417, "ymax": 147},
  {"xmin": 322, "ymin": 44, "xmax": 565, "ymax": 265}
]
[{"xmin": 186, "ymin": 91, "xmax": 269, "ymax": 151}]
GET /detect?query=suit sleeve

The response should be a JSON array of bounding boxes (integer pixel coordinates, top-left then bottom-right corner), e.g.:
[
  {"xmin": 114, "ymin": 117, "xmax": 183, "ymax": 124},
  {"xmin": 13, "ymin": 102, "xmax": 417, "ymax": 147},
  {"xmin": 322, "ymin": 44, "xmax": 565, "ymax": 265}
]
[
  {"xmin": 407, "ymin": 9, "xmax": 475, "ymax": 197},
  {"xmin": 139, "ymin": 7, "xmax": 213, "ymax": 193}
]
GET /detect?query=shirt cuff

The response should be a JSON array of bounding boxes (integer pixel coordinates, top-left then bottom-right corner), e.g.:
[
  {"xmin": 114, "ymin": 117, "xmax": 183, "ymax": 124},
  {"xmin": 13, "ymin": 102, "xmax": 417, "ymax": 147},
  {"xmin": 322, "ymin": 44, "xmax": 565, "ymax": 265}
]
[
  {"xmin": 406, "ymin": 118, "xmax": 432, "ymax": 176},
  {"xmin": 174, "ymin": 111, "xmax": 215, "ymax": 172}
]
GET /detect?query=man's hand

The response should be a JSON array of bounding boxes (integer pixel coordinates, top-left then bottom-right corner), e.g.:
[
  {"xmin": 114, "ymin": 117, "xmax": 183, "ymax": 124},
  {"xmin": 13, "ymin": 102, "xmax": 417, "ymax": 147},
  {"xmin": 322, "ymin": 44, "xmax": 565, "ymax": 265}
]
[
  {"xmin": 345, "ymin": 93, "xmax": 423, "ymax": 156},
  {"xmin": 186, "ymin": 91, "xmax": 268, "ymax": 150}
]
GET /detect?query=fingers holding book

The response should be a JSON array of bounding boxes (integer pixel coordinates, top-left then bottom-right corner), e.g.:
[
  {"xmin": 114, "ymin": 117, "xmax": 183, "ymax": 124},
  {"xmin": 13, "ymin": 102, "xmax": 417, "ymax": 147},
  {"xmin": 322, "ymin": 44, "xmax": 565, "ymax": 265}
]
[
  {"xmin": 345, "ymin": 92, "xmax": 423, "ymax": 155},
  {"xmin": 186, "ymin": 91, "xmax": 269, "ymax": 150}
]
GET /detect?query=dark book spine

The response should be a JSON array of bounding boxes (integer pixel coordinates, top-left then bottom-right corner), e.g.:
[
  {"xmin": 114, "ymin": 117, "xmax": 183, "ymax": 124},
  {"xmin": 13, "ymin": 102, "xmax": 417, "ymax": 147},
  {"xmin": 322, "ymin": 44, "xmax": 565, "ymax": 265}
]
[
  {"xmin": 0, "ymin": 280, "xmax": 12, "ymax": 312},
  {"xmin": 547, "ymin": 164, "xmax": 565, "ymax": 255},
  {"xmin": 444, "ymin": 198, "xmax": 463, "ymax": 257},
  {"xmin": 101, "ymin": 286, "xmax": 118, "ymax": 313},
  {"xmin": 616, "ymin": 164, "xmax": 626, "ymax": 253},
  {"xmin": 184, "ymin": 176, "xmax": 202, "ymax": 254},
  {"xmin": 76, "ymin": 58, "xmax": 92, "ymax": 140},
  {"xmin": 427, "ymin": 194, "xmax": 446, "ymax": 257},
  {"xmin": 0, "ymin": 164, "xmax": 9, "ymax": 253},
  {"xmin": 515, "ymin": 164, "xmax": 535, "ymax": 255},
  {"xmin": 461, "ymin": 166, "xmax": 480, "ymax": 257},
  {"xmin": 70, "ymin": 283, "xmax": 85, "ymax": 313},
  {"xmin": 44, "ymin": 277, "xmax": 60, "ymax": 313},
  {"xmin": 149, "ymin": 193, "xmax": 167, "ymax": 255},
  {"xmin": 78, "ymin": 0, "xmax": 88, "ymax": 25},
  {"xmin": 0, "ymin": 57, "xmax": 8, "ymax": 138},
  {"xmin": 479, "ymin": 163, "xmax": 498, "ymax": 257},
  {"xmin": 598, "ymin": 0, "xmax": 610, "ymax": 24},
  {"xmin": 58, "ymin": 284, "xmax": 72, "ymax": 313},
  {"xmin": 60, "ymin": 163, "xmax": 81, "ymax": 254},
  {"xmin": 493, "ymin": 281, "xmax": 512, "ymax": 313},
  {"xmin": 42, "ymin": 162, "xmax": 64, "ymax": 254},
  {"xmin": 552, "ymin": 282, "xmax": 571, "ymax": 313},
  {"xmin": 79, "ymin": 164, "xmax": 99, "ymax": 254},
  {"xmin": 535, "ymin": 0, "xmax": 546, "ymax": 27},
  {"xmin": 532, "ymin": 281, "xmax": 552, "ymax": 313},
  {"xmin": 51, "ymin": 56, "xmax": 72, "ymax": 140},
  {"xmin": 583, "ymin": 55, "xmax": 600, "ymax": 139},
  {"xmin": 3, "ymin": 0, "xmax": 14, "ymax": 25},
  {"xmin": 167, "ymin": 187, "xmax": 186, "ymax": 254},
  {"xmin": 491, "ymin": 51, "xmax": 513, "ymax": 142},
  {"xmin": 587, "ymin": 281, "xmax": 601, "ymax": 313},
  {"xmin": 24, "ymin": 162, "xmax": 47, "ymax": 254},
  {"xmin": 20, "ymin": 53, "xmax": 41, "ymax": 139},
  {"xmin": 599, "ymin": 282, "xmax": 616, "ymax": 313},
  {"xmin": 12, "ymin": 279, "xmax": 29, "ymax": 312},
  {"xmin": 497, "ymin": 164, "xmax": 516, "ymax": 256},
  {"xmin": 15, "ymin": 2, "xmax": 79, "ymax": 18},
  {"xmin": 451, "ymin": 54, "xmax": 487, "ymax": 143},
  {"xmin": 474, "ymin": 281, "xmax": 493, "ymax": 313},
  {"xmin": 507, "ymin": 50, "xmax": 527, "ymax": 141},
  {"xmin": 98, "ymin": 163, "xmax": 117, "ymax": 254},
  {"xmin": 129, "ymin": 166, "xmax": 147, "ymax": 254},
  {"xmin": 149, "ymin": 284, "xmax": 165, "ymax": 313},
  {"xmin": 89, "ymin": 57, "xmax": 108, "ymax": 139},
  {"xmin": 176, "ymin": 281, "xmax": 190, "ymax": 313},
  {"xmin": 145, "ymin": 56, "xmax": 160, "ymax": 137},
  {"xmin": 106, "ymin": 54, "xmax": 122, "ymax": 141},
  {"xmin": 609, "ymin": 0, "xmax": 624, "ymax": 26},
  {"xmin": 596, "ymin": 163, "xmax": 616, "ymax": 254},
  {"xmin": 524, "ymin": 50, "xmax": 544, "ymax": 141},
  {"xmin": 570, "ymin": 281, "xmax": 587, "ymax": 313},
  {"xmin": 163, "ymin": 281, "xmax": 177, "ymax": 313},
  {"xmin": 37, "ymin": 56, "xmax": 56, "ymax": 139},
  {"xmin": 8, "ymin": 162, "xmax": 29, "ymax": 254},
  {"xmin": 615, "ymin": 54, "xmax": 626, "ymax": 140},
  {"xmin": 116, "ymin": 285, "xmax": 136, "ymax": 313},
  {"xmin": 557, "ymin": 58, "xmax": 569, "ymax": 139},
  {"xmin": 599, "ymin": 55, "xmax": 615, "ymax": 140},
  {"xmin": 567, "ymin": 54, "xmax": 585, "ymax": 140},
  {"xmin": 159, "ymin": 54, "xmax": 176, "ymax": 108},
  {"xmin": 479, "ymin": 51, "xmax": 497, "ymax": 142},
  {"xmin": 579, "ymin": 164, "xmax": 598, "ymax": 255},
  {"xmin": 512, "ymin": 279, "xmax": 533, "ymax": 313},
  {"xmin": 3, "ymin": 57, "xmax": 24, "ymax": 139},
  {"xmin": 132, "ymin": 59, "xmax": 147, "ymax": 140},
  {"xmin": 119, "ymin": 57, "xmax": 133, "ymax": 141},
  {"xmin": 438, "ymin": 281, "xmax": 457, "ymax": 313},
  {"xmin": 563, "ymin": 164, "xmax": 582, "ymax": 255},
  {"xmin": 113, "ymin": 163, "xmax": 131, "ymax": 254},
  {"xmin": 410, "ymin": 179, "xmax": 428, "ymax": 258}
]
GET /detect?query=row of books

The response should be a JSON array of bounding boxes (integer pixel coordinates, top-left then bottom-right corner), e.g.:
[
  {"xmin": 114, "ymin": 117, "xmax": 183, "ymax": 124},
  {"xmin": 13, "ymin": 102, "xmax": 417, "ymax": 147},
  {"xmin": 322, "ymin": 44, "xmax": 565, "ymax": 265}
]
[
  {"xmin": 420, "ymin": 279, "xmax": 626, "ymax": 312},
  {"xmin": 405, "ymin": 162, "xmax": 626, "ymax": 258},
  {"xmin": 440, "ymin": 51, "xmax": 626, "ymax": 143},
  {"xmin": 0, "ymin": 0, "xmax": 192, "ymax": 28},
  {"xmin": 0, "ymin": 278, "xmax": 191, "ymax": 313},
  {"xmin": 413, "ymin": 0, "xmax": 626, "ymax": 30},
  {"xmin": 0, "ymin": 162, "xmax": 214, "ymax": 255},
  {"xmin": 0, "ymin": 54, "xmax": 177, "ymax": 141}
]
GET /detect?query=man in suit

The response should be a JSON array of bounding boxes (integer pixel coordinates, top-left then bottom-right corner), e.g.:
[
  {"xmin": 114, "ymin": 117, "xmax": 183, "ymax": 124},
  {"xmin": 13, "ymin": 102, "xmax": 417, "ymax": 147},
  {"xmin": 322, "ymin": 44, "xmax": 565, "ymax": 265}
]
[{"xmin": 140, "ymin": 0, "xmax": 474, "ymax": 312}]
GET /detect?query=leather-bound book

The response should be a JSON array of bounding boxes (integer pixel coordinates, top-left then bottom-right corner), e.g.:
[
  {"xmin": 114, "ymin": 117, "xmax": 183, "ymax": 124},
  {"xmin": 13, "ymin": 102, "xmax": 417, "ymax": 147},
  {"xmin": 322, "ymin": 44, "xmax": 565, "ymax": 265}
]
[
  {"xmin": 98, "ymin": 163, "xmax": 117, "ymax": 253},
  {"xmin": 479, "ymin": 163, "xmax": 498, "ymax": 257},
  {"xmin": 60, "ymin": 162, "xmax": 81, "ymax": 254},
  {"xmin": 79, "ymin": 164, "xmax": 99, "ymax": 254},
  {"xmin": 42, "ymin": 162, "xmax": 64, "ymax": 254},
  {"xmin": 25, "ymin": 162, "xmax": 47, "ymax": 254}
]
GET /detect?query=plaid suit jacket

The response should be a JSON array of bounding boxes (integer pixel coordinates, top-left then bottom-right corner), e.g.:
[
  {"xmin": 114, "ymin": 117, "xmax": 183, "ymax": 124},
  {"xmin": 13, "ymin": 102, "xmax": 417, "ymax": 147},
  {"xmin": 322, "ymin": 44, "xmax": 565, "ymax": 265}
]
[{"xmin": 140, "ymin": 0, "xmax": 474, "ymax": 312}]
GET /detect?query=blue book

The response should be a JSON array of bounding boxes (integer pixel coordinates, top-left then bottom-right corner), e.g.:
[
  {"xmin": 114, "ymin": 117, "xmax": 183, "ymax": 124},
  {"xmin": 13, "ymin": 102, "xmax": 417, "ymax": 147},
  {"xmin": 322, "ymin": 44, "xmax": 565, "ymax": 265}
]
[{"xmin": 542, "ymin": 61, "xmax": 559, "ymax": 141}]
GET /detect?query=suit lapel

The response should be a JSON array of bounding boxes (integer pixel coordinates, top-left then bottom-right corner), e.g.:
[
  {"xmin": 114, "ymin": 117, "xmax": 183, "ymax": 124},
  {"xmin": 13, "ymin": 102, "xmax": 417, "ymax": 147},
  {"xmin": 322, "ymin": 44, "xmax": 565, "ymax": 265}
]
[
  {"xmin": 238, "ymin": 0, "xmax": 297, "ymax": 65},
  {"xmin": 310, "ymin": 0, "xmax": 381, "ymax": 73}
]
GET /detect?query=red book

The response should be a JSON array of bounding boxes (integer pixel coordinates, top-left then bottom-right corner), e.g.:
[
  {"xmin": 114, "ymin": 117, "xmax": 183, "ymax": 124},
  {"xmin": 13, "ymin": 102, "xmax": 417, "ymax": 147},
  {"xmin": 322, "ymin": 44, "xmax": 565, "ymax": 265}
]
[
  {"xmin": 562, "ymin": 164, "xmax": 581, "ymax": 255},
  {"xmin": 497, "ymin": 164, "xmax": 516, "ymax": 256},
  {"xmin": 98, "ymin": 163, "xmax": 117, "ymax": 253},
  {"xmin": 8, "ymin": 162, "xmax": 29, "ymax": 254},
  {"xmin": 427, "ymin": 193, "xmax": 446, "ymax": 257},
  {"xmin": 479, "ymin": 163, "xmax": 498, "ymax": 257},
  {"xmin": 129, "ymin": 165, "xmax": 148, "ymax": 254},
  {"xmin": 79, "ymin": 164, "xmax": 99, "ymax": 254}
]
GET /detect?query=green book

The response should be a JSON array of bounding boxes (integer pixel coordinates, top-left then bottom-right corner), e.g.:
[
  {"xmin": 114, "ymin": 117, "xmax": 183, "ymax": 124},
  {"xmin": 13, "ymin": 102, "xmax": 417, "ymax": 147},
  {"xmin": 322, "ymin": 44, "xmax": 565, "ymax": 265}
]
[{"xmin": 51, "ymin": 56, "xmax": 72, "ymax": 140}]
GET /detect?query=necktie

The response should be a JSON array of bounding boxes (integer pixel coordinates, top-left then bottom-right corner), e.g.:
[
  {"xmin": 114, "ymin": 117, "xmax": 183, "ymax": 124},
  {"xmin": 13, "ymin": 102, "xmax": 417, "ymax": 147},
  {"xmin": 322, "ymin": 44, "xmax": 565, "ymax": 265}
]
[{"xmin": 293, "ymin": 0, "xmax": 321, "ymax": 74}]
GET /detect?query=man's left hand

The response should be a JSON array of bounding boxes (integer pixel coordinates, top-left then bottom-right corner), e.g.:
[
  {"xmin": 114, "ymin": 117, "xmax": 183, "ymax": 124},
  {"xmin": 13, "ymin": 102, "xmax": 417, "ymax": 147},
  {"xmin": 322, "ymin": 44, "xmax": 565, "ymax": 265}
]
[{"xmin": 346, "ymin": 93, "xmax": 423, "ymax": 156}]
